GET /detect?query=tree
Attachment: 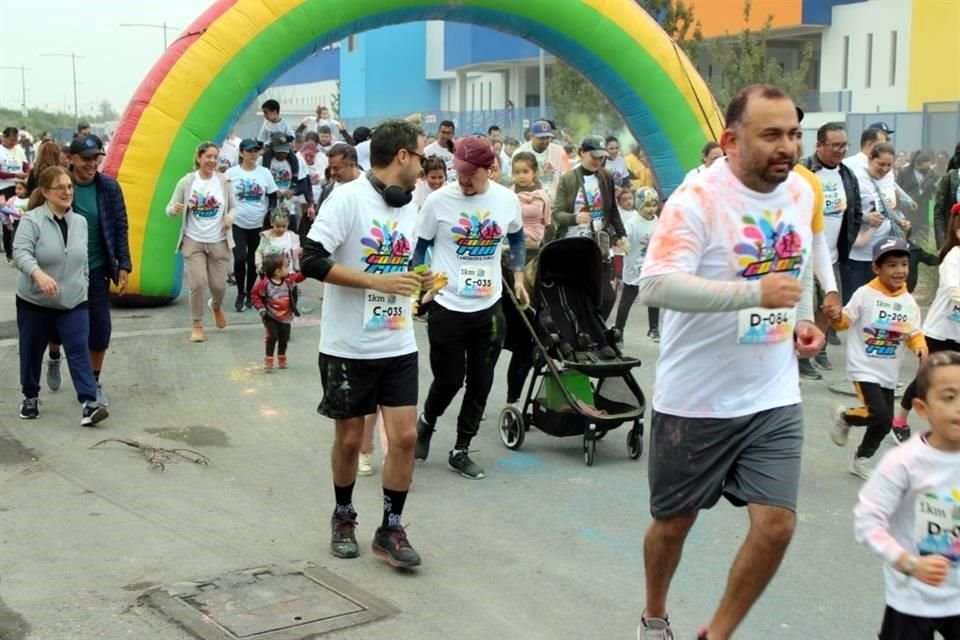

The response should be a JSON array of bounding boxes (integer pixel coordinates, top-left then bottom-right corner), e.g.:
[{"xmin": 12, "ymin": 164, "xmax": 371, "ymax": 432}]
[
  {"xmin": 97, "ymin": 100, "xmax": 119, "ymax": 122},
  {"xmin": 547, "ymin": 0, "xmax": 702, "ymax": 139},
  {"xmin": 330, "ymin": 80, "xmax": 340, "ymax": 119},
  {"xmin": 706, "ymin": 0, "xmax": 813, "ymax": 109}
]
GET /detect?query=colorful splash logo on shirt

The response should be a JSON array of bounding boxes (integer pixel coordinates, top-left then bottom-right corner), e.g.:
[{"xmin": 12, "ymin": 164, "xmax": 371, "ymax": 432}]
[
  {"xmin": 271, "ymin": 163, "xmax": 292, "ymax": 188},
  {"xmin": 916, "ymin": 489, "xmax": 960, "ymax": 563},
  {"xmin": 453, "ymin": 211, "xmax": 503, "ymax": 258},
  {"xmin": 575, "ymin": 187, "xmax": 604, "ymax": 220},
  {"xmin": 823, "ymin": 180, "xmax": 846, "ymax": 217},
  {"xmin": 361, "ymin": 220, "xmax": 411, "ymax": 274},
  {"xmin": 735, "ymin": 209, "xmax": 803, "ymax": 279},
  {"xmin": 189, "ymin": 190, "xmax": 221, "ymax": 218},
  {"xmin": 234, "ymin": 178, "xmax": 265, "ymax": 202},
  {"xmin": 862, "ymin": 327, "xmax": 902, "ymax": 358}
]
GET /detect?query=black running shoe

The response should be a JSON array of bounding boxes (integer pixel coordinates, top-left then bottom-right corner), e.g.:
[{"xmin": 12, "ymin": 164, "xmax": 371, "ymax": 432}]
[
  {"xmin": 798, "ymin": 358, "xmax": 822, "ymax": 380},
  {"xmin": 647, "ymin": 328, "xmax": 660, "ymax": 343},
  {"xmin": 814, "ymin": 350, "xmax": 832, "ymax": 370},
  {"xmin": 19, "ymin": 397, "xmax": 39, "ymax": 420},
  {"xmin": 828, "ymin": 328, "xmax": 841, "ymax": 346},
  {"xmin": 372, "ymin": 525, "xmax": 421, "ymax": 568},
  {"xmin": 415, "ymin": 414, "xmax": 434, "ymax": 461},
  {"xmin": 890, "ymin": 424, "xmax": 911, "ymax": 445},
  {"xmin": 81, "ymin": 402, "xmax": 109, "ymax": 427},
  {"xmin": 330, "ymin": 511, "xmax": 359, "ymax": 558},
  {"xmin": 234, "ymin": 293, "xmax": 245, "ymax": 312},
  {"xmin": 449, "ymin": 449, "xmax": 486, "ymax": 479}
]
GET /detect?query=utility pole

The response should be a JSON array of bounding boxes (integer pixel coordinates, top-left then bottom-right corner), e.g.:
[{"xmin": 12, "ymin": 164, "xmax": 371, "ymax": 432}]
[
  {"xmin": 0, "ymin": 65, "xmax": 30, "ymax": 117},
  {"xmin": 41, "ymin": 53, "xmax": 84, "ymax": 126},
  {"xmin": 538, "ymin": 48, "xmax": 546, "ymax": 119},
  {"xmin": 120, "ymin": 22, "xmax": 181, "ymax": 51}
]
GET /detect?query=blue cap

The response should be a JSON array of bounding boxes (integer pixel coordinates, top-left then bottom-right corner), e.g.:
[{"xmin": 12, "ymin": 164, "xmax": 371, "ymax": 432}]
[
  {"xmin": 530, "ymin": 120, "xmax": 553, "ymax": 138},
  {"xmin": 868, "ymin": 121, "xmax": 895, "ymax": 134}
]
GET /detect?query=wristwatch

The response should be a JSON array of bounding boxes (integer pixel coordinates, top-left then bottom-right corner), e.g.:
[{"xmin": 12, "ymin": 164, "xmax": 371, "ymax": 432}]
[{"xmin": 902, "ymin": 554, "xmax": 918, "ymax": 576}]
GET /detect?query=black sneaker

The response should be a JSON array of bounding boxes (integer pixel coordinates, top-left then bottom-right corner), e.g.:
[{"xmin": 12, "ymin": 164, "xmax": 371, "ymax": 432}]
[
  {"xmin": 19, "ymin": 397, "xmax": 39, "ymax": 420},
  {"xmin": 647, "ymin": 328, "xmax": 660, "ymax": 343},
  {"xmin": 798, "ymin": 358, "xmax": 822, "ymax": 380},
  {"xmin": 371, "ymin": 525, "xmax": 421, "ymax": 568},
  {"xmin": 81, "ymin": 401, "xmax": 109, "ymax": 427},
  {"xmin": 890, "ymin": 424, "xmax": 911, "ymax": 445},
  {"xmin": 449, "ymin": 449, "xmax": 486, "ymax": 479},
  {"xmin": 234, "ymin": 293, "xmax": 245, "ymax": 312},
  {"xmin": 330, "ymin": 511, "xmax": 359, "ymax": 558},
  {"xmin": 414, "ymin": 414, "xmax": 435, "ymax": 461},
  {"xmin": 828, "ymin": 328, "xmax": 841, "ymax": 346},
  {"xmin": 244, "ymin": 295, "xmax": 254, "ymax": 310},
  {"xmin": 814, "ymin": 350, "xmax": 832, "ymax": 370}
]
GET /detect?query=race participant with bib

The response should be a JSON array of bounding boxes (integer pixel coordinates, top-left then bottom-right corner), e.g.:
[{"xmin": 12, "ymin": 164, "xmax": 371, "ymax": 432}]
[
  {"xmin": 412, "ymin": 136, "xmax": 529, "ymax": 480},
  {"xmin": 553, "ymin": 135, "xmax": 628, "ymax": 320},
  {"xmin": 301, "ymin": 120, "xmax": 431, "ymax": 569},
  {"xmin": 635, "ymin": 85, "xmax": 825, "ymax": 640},
  {"xmin": 893, "ymin": 209, "xmax": 960, "ymax": 442},
  {"xmin": 853, "ymin": 351, "xmax": 960, "ymax": 640},
  {"xmin": 827, "ymin": 237, "xmax": 926, "ymax": 480}
]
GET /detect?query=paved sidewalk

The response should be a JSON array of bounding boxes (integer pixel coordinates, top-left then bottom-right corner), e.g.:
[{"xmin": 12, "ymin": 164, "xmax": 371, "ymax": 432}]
[{"xmin": 0, "ymin": 265, "xmax": 896, "ymax": 639}]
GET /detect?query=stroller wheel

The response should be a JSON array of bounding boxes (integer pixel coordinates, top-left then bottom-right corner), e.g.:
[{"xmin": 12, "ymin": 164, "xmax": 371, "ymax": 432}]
[
  {"xmin": 584, "ymin": 434, "xmax": 596, "ymax": 466},
  {"xmin": 498, "ymin": 406, "xmax": 525, "ymax": 450},
  {"xmin": 627, "ymin": 422, "xmax": 644, "ymax": 459}
]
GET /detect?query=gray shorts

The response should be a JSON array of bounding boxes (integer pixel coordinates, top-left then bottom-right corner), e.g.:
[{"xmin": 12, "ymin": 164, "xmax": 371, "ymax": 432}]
[{"xmin": 648, "ymin": 404, "xmax": 804, "ymax": 519}]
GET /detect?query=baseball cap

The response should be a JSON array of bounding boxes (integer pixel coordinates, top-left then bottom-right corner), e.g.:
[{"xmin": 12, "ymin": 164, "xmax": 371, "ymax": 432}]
[
  {"xmin": 453, "ymin": 136, "xmax": 495, "ymax": 176},
  {"xmin": 238, "ymin": 138, "xmax": 261, "ymax": 152},
  {"xmin": 270, "ymin": 132, "xmax": 291, "ymax": 153},
  {"xmin": 68, "ymin": 134, "xmax": 105, "ymax": 158},
  {"xmin": 868, "ymin": 121, "xmax": 895, "ymax": 135},
  {"xmin": 530, "ymin": 120, "xmax": 553, "ymax": 138},
  {"xmin": 580, "ymin": 135, "xmax": 607, "ymax": 158},
  {"xmin": 872, "ymin": 236, "xmax": 910, "ymax": 264}
]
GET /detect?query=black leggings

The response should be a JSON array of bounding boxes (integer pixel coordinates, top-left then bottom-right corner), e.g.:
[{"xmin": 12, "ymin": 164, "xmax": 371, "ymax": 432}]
[
  {"xmin": 878, "ymin": 605, "xmax": 960, "ymax": 640},
  {"xmin": 844, "ymin": 381, "xmax": 895, "ymax": 459},
  {"xmin": 614, "ymin": 283, "xmax": 659, "ymax": 334},
  {"xmin": 263, "ymin": 316, "xmax": 291, "ymax": 357},
  {"xmin": 901, "ymin": 336, "xmax": 960, "ymax": 411},
  {"xmin": 232, "ymin": 226, "xmax": 261, "ymax": 295}
]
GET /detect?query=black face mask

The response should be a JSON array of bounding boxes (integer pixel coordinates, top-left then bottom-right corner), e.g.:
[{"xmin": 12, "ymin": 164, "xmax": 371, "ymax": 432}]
[{"xmin": 367, "ymin": 170, "xmax": 413, "ymax": 208}]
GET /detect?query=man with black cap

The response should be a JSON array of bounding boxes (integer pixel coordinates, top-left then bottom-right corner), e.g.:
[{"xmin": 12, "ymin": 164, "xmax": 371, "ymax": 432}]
[
  {"xmin": 552, "ymin": 134, "xmax": 628, "ymax": 319},
  {"xmin": 413, "ymin": 135, "xmax": 529, "ymax": 480},
  {"xmin": 512, "ymin": 119, "xmax": 570, "ymax": 198},
  {"xmin": 46, "ymin": 134, "xmax": 131, "ymax": 405}
]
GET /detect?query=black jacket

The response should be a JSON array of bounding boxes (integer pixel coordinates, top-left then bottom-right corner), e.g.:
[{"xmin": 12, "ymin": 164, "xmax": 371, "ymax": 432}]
[
  {"xmin": 897, "ymin": 166, "xmax": 938, "ymax": 211},
  {"xmin": 800, "ymin": 154, "xmax": 862, "ymax": 263}
]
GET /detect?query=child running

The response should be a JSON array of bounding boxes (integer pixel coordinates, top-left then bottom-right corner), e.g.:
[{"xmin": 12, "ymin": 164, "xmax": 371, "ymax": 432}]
[
  {"xmin": 413, "ymin": 157, "xmax": 446, "ymax": 210},
  {"xmin": 250, "ymin": 253, "xmax": 304, "ymax": 370},
  {"xmin": 853, "ymin": 350, "xmax": 960, "ymax": 640},
  {"xmin": 511, "ymin": 151, "xmax": 550, "ymax": 257},
  {"xmin": 893, "ymin": 205, "xmax": 960, "ymax": 442},
  {"xmin": 257, "ymin": 210, "xmax": 301, "ymax": 274},
  {"xmin": 828, "ymin": 237, "xmax": 928, "ymax": 479},
  {"xmin": 615, "ymin": 187, "xmax": 660, "ymax": 342}
]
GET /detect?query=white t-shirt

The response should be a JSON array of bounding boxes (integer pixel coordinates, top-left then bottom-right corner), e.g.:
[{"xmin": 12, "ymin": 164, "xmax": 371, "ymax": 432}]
[
  {"xmin": 412, "ymin": 180, "xmax": 440, "ymax": 211},
  {"xmin": 258, "ymin": 229, "xmax": 300, "ymax": 272},
  {"xmin": 513, "ymin": 141, "xmax": 568, "ymax": 198},
  {"xmin": 850, "ymin": 166, "xmax": 898, "ymax": 262},
  {"xmin": 0, "ymin": 145, "xmax": 24, "ymax": 191},
  {"xmin": 622, "ymin": 214, "xmax": 657, "ymax": 286},
  {"xmin": 840, "ymin": 281, "xmax": 922, "ymax": 388},
  {"xmin": 184, "ymin": 173, "xmax": 227, "ymax": 243},
  {"xmin": 640, "ymin": 159, "xmax": 815, "ymax": 418},
  {"xmin": 922, "ymin": 246, "xmax": 960, "ymax": 343},
  {"xmin": 301, "ymin": 116, "xmax": 339, "ymax": 134},
  {"xmin": 817, "ymin": 165, "xmax": 848, "ymax": 264},
  {"xmin": 217, "ymin": 137, "xmax": 240, "ymax": 171},
  {"xmin": 564, "ymin": 173, "xmax": 604, "ymax": 238},
  {"xmin": 854, "ymin": 434, "xmax": 960, "ymax": 618},
  {"xmin": 257, "ymin": 119, "xmax": 296, "ymax": 144},
  {"xmin": 418, "ymin": 181, "xmax": 522, "ymax": 313},
  {"xmin": 356, "ymin": 140, "xmax": 371, "ymax": 171},
  {"xmin": 606, "ymin": 155, "xmax": 629, "ymax": 185},
  {"xmin": 269, "ymin": 158, "xmax": 293, "ymax": 191},
  {"xmin": 298, "ymin": 152, "xmax": 328, "ymax": 202},
  {"xmin": 682, "ymin": 164, "xmax": 706, "ymax": 184},
  {"xmin": 843, "ymin": 151, "xmax": 869, "ymax": 174},
  {"xmin": 307, "ymin": 175, "xmax": 419, "ymax": 359},
  {"xmin": 424, "ymin": 141, "xmax": 456, "ymax": 181},
  {"xmin": 225, "ymin": 165, "xmax": 277, "ymax": 230}
]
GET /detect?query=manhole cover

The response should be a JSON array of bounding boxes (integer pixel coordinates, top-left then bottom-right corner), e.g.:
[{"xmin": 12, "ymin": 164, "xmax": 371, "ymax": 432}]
[{"xmin": 143, "ymin": 562, "xmax": 397, "ymax": 639}]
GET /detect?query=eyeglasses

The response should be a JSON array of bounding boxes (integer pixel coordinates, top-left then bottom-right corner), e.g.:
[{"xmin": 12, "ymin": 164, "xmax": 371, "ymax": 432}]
[
  {"xmin": 48, "ymin": 184, "xmax": 74, "ymax": 193},
  {"xmin": 825, "ymin": 142, "xmax": 849, "ymax": 152},
  {"xmin": 405, "ymin": 149, "xmax": 424, "ymax": 162}
]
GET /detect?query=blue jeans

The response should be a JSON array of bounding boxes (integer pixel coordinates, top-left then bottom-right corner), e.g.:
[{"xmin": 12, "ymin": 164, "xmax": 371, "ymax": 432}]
[{"xmin": 17, "ymin": 299, "xmax": 98, "ymax": 403}]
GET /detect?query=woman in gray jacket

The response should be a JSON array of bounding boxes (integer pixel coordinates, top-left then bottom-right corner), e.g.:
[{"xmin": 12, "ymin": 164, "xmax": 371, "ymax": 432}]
[
  {"xmin": 13, "ymin": 166, "xmax": 108, "ymax": 426},
  {"xmin": 166, "ymin": 142, "xmax": 238, "ymax": 343}
]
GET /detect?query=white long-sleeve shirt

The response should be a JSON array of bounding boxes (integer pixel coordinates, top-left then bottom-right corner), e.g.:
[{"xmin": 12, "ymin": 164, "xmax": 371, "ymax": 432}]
[
  {"xmin": 923, "ymin": 246, "xmax": 960, "ymax": 343},
  {"xmin": 854, "ymin": 434, "xmax": 960, "ymax": 617}
]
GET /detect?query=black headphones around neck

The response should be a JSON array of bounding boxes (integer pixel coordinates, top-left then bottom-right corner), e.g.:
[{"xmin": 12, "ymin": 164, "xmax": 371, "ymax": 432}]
[{"xmin": 367, "ymin": 170, "xmax": 413, "ymax": 208}]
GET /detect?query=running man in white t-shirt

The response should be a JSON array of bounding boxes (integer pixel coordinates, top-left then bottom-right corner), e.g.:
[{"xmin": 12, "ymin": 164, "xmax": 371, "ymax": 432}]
[
  {"xmin": 423, "ymin": 119, "xmax": 456, "ymax": 182},
  {"xmin": 412, "ymin": 136, "xmax": 529, "ymax": 480},
  {"xmin": 635, "ymin": 85, "xmax": 826, "ymax": 640},
  {"xmin": 301, "ymin": 120, "xmax": 433, "ymax": 570}
]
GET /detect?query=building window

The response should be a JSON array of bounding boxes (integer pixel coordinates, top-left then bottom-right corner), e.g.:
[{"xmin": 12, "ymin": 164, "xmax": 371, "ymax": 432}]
[
  {"xmin": 865, "ymin": 33, "xmax": 873, "ymax": 88},
  {"xmin": 889, "ymin": 31, "xmax": 897, "ymax": 86},
  {"xmin": 842, "ymin": 36, "xmax": 849, "ymax": 89},
  {"xmin": 347, "ymin": 35, "xmax": 356, "ymax": 52}
]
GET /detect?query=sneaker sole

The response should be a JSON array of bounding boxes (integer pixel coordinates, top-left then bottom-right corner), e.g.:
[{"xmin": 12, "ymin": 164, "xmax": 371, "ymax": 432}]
[
  {"xmin": 81, "ymin": 406, "xmax": 109, "ymax": 427},
  {"xmin": 330, "ymin": 546, "xmax": 360, "ymax": 559},
  {"xmin": 449, "ymin": 465, "xmax": 486, "ymax": 480},
  {"xmin": 18, "ymin": 413, "xmax": 38, "ymax": 420},
  {"xmin": 371, "ymin": 542, "xmax": 421, "ymax": 568},
  {"xmin": 357, "ymin": 467, "xmax": 374, "ymax": 477}
]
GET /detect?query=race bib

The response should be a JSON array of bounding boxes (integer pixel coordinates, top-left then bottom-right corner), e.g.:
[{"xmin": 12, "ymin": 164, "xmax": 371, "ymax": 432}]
[
  {"xmin": 737, "ymin": 307, "xmax": 796, "ymax": 345},
  {"xmin": 362, "ymin": 290, "xmax": 410, "ymax": 330},
  {"xmin": 457, "ymin": 263, "xmax": 495, "ymax": 298},
  {"xmin": 914, "ymin": 491, "xmax": 960, "ymax": 563},
  {"xmin": 870, "ymin": 297, "xmax": 917, "ymax": 333}
]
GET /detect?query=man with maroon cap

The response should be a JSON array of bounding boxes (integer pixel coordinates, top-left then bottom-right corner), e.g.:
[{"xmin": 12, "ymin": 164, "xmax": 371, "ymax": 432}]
[{"xmin": 412, "ymin": 136, "xmax": 529, "ymax": 479}]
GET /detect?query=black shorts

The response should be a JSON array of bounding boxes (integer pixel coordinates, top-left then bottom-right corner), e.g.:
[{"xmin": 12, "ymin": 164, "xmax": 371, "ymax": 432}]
[
  {"xmin": 87, "ymin": 266, "xmax": 112, "ymax": 351},
  {"xmin": 317, "ymin": 351, "xmax": 418, "ymax": 420},
  {"xmin": 879, "ymin": 606, "xmax": 960, "ymax": 640}
]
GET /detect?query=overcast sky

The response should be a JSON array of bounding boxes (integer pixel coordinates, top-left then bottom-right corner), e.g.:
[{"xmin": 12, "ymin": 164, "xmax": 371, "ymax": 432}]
[{"xmin": 0, "ymin": 0, "xmax": 213, "ymax": 117}]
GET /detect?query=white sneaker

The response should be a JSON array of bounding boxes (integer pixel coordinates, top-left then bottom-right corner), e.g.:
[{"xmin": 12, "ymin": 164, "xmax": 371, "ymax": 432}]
[
  {"xmin": 849, "ymin": 454, "xmax": 872, "ymax": 480},
  {"xmin": 830, "ymin": 404, "xmax": 850, "ymax": 447},
  {"xmin": 637, "ymin": 617, "xmax": 674, "ymax": 640},
  {"xmin": 358, "ymin": 452, "xmax": 374, "ymax": 477}
]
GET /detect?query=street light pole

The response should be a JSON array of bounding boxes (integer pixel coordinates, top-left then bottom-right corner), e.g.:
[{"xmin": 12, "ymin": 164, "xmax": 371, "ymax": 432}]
[
  {"xmin": 119, "ymin": 22, "xmax": 181, "ymax": 51},
  {"xmin": 41, "ymin": 53, "xmax": 84, "ymax": 126},
  {"xmin": 0, "ymin": 65, "xmax": 30, "ymax": 117}
]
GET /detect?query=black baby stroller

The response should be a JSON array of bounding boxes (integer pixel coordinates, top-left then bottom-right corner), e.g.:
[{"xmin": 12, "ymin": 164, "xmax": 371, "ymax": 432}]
[{"xmin": 498, "ymin": 237, "xmax": 646, "ymax": 466}]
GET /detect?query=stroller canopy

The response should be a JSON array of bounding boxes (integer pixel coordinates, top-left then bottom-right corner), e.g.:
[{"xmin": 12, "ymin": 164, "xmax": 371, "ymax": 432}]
[{"xmin": 536, "ymin": 237, "xmax": 605, "ymax": 309}]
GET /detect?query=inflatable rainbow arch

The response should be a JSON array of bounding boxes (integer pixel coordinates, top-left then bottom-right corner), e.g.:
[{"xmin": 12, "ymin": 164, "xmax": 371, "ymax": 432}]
[{"xmin": 104, "ymin": 0, "xmax": 723, "ymax": 304}]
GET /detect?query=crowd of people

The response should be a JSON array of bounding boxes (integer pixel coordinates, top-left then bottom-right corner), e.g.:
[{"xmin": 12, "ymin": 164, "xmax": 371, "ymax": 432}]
[{"xmin": 3, "ymin": 88, "xmax": 959, "ymax": 640}]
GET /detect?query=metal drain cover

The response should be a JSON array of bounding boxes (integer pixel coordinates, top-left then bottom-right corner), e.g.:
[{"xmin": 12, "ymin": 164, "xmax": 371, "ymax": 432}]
[{"xmin": 143, "ymin": 562, "xmax": 397, "ymax": 639}]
